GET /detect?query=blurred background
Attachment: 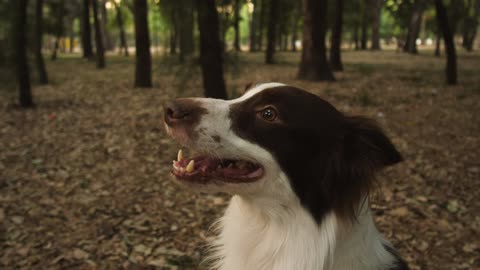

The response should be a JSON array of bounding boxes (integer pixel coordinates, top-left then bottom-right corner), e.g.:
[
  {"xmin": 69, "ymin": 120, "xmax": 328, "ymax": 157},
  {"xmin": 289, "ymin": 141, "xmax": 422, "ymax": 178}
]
[{"xmin": 0, "ymin": 0, "xmax": 479, "ymax": 269}]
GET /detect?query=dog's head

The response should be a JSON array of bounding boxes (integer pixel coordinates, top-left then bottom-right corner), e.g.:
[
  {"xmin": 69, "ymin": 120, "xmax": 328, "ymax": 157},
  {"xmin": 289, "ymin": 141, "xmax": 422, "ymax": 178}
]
[{"xmin": 164, "ymin": 83, "xmax": 402, "ymax": 221}]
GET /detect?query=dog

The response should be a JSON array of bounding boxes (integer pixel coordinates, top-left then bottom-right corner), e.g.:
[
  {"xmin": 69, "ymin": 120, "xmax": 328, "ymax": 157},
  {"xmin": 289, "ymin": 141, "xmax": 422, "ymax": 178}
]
[{"xmin": 163, "ymin": 83, "xmax": 408, "ymax": 270}]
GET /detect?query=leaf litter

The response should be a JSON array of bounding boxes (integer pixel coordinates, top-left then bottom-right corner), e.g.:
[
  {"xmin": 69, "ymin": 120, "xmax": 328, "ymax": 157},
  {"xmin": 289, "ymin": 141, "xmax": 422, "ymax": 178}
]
[{"xmin": 0, "ymin": 51, "xmax": 479, "ymax": 269}]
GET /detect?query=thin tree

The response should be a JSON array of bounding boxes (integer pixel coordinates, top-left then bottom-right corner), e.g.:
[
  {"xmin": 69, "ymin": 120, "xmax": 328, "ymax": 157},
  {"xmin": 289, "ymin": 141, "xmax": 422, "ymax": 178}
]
[
  {"xmin": 113, "ymin": 0, "xmax": 129, "ymax": 56},
  {"xmin": 434, "ymin": 0, "xmax": 457, "ymax": 85},
  {"xmin": 16, "ymin": 0, "xmax": 34, "ymax": 107},
  {"xmin": 133, "ymin": 0, "xmax": 152, "ymax": 87},
  {"xmin": 179, "ymin": 0, "xmax": 194, "ymax": 61},
  {"xmin": 462, "ymin": 0, "xmax": 479, "ymax": 51},
  {"xmin": 35, "ymin": 0, "xmax": 48, "ymax": 84},
  {"xmin": 81, "ymin": 0, "xmax": 94, "ymax": 58},
  {"xmin": 249, "ymin": 0, "xmax": 258, "ymax": 52},
  {"xmin": 265, "ymin": 0, "xmax": 279, "ymax": 64},
  {"xmin": 360, "ymin": 0, "xmax": 368, "ymax": 50},
  {"xmin": 298, "ymin": 0, "xmax": 334, "ymax": 81},
  {"xmin": 330, "ymin": 0, "xmax": 344, "ymax": 71},
  {"xmin": 370, "ymin": 0, "xmax": 382, "ymax": 50},
  {"xmin": 291, "ymin": 1, "xmax": 301, "ymax": 52},
  {"xmin": 404, "ymin": 0, "xmax": 426, "ymax": 54},
  {"xmin": 258, "ymin": 0, "xmax": 266, "ymax": 50},
  {"xmin": 51, "ymin": 1, "xmax": 64, "ymax": 61},
  {"xmin": 101, "ymin": 0, "xmax": 114, "ymax": 50},
  {"xmin": 434, "ymin": 29, "xmax": 442, "ymax": 56},
  {"xmin": 91, "ymin": 0, "xmax": 105, "ymax": 68},
  {"xmin": 197, "ymin": 0, "xmax": 227, "ymax": 99},
  {"xmin": 233, "ymin": 0, "xmax": 241, "ymax": 51}
]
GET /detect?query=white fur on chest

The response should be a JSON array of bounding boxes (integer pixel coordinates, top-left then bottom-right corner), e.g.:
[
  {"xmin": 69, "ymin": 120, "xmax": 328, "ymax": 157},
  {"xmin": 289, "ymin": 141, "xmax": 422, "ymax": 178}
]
[{"xmin": 209, "ymin": 196, "xmax": 397, "ymax": 270}]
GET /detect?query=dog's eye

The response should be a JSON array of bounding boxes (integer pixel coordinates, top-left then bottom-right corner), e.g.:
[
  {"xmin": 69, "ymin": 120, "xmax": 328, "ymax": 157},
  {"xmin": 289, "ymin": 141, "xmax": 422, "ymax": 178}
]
[{"xmin": 258, "ymin": 107, "xmax": 277, "ymax": 121}]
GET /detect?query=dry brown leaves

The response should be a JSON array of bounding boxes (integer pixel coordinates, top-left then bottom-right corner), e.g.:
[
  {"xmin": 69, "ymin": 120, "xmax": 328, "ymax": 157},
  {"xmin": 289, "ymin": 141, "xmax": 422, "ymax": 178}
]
[{"xmin": 0, "ymin": 51, "xmax": 479, "ymax": 269}]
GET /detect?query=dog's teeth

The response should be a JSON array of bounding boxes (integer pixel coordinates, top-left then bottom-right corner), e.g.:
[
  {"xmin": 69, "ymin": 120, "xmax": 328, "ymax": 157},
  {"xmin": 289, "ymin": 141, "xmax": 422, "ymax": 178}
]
[
  {"xmin": 177, "ymin": 149, "xmax": 183, "ymax": 161},
  {"xmin": 186, "ymin": 160, "xmax": 195, "ymax": 173}
]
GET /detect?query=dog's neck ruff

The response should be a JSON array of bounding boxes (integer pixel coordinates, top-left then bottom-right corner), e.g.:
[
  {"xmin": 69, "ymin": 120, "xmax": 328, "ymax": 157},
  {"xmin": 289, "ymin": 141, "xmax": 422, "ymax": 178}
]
[{"xmin": 210, "ymin": 193, "xmax": 397, "ymax": 270}]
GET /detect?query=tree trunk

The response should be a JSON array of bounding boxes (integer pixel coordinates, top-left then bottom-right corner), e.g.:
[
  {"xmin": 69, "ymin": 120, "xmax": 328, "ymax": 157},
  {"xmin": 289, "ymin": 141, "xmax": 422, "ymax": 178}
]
[
  {"xmin": 92, "ymin": 0, "xmax": 105, "ymax": 68},
  {"xmin": 265, "ymin": 0, "xmax": 279, "ymax": 64},
  {"xmin": 330, "ymin": 0, "xmax": 343, "ymax": 71},
  {"xmin": 434, "ymin": 0, "xmax": 457, "ymax": 85},
  {"xmin": 258, "ymin": 0, "xmax": 266, "ymax": 50},
  {"xmin": 16, "ymin": 0, "xmax": 34, "ymax": 107},
  {"xmin": 234, "ymin": 0, "xmax": 241, "ymax": 51},
  {"xmin": 360, "ymin": 0, "xmax": 368, "ymax": 50},
  {"xmin": 51, "ymin": 38, "xmax": 59, "ymax": 60},
  {"xmin": 169, "ymin": 9, "xmax": 178, "ymax": 55},
  {"xmin": 82, "ymin": 0, "xmax": 94, "ymax": 58},
  {"xmin": 69, "ymin": 23, "xmax": 75, "ymax": 53},
  {"xmin": 435, "ymin": 30, "xmax": 441, "ymax": 56},
  {"xmin": 404, "ymin": 0, "xmax": 425, "ymax": 54},
  {"xmin": 462, "ymin": 0, "xmax": 479, "ymax": 51},
  {"xmin": 291, "ymin": 2, "xmax": 301, "ymax": 52},
  {"xmin": 133, "ymin": 0, "xmax": 152, "ymax": 87},
  {"xmin": 249, "ymin": 0, "xmax": 258, "ymax": 52},
  {"xmin": 354, "ymin": 22, "xmax": 360, "ymax": 50},
  {"xmin": 197, "ymin": 0, "xmax": 227, "ymax": 99},
  {"xmin": 179, "ymin": 0, "xmax": 194, "ymax": 61},
  {"xmin": 370, "ymin": 0, "xmax": 382, "ymax": 50},
  {"xmin": 101, "ymin": 0, "xmax": 114, "ymax": 51},
  {"xmin": 113, "ymin": 1, "xmax": 129, "ymax": 56},
  {"xmin": 34, "ymin": 0, "xmax": 48, "ymax": 84},
  {"xmin": 298, "ymin": 0, "xmax": 335, "ymax": 81}
]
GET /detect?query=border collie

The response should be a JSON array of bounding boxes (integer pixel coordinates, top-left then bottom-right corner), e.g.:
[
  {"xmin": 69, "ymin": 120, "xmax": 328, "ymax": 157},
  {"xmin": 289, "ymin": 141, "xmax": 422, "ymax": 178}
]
[{"xmin": 163, "ymin": 83, "xmax": 408, "ymax": 270}]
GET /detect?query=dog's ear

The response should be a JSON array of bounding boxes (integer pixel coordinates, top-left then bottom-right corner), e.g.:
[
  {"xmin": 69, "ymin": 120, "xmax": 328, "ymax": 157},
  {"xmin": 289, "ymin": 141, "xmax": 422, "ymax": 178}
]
[
  {"xmin": 327, "ymin": 116, "xmax": 402, "ymax": 220},
  {"xmin": 344, "ymin": 116, "xmax": 403, "ymax": 168}
]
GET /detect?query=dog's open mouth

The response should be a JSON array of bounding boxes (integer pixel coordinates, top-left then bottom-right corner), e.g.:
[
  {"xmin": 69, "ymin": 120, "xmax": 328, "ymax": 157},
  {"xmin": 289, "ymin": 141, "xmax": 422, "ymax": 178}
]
[{"xmin": 171, "ymin": 150, "xmax": 264, "ymax": 183}]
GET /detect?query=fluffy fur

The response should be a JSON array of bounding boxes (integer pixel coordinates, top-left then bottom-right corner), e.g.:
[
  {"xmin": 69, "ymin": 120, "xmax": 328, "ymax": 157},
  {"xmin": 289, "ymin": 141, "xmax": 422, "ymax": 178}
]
[{"xmin": 164, "ymin": 83, "xmax": 408, "ymax": 270}]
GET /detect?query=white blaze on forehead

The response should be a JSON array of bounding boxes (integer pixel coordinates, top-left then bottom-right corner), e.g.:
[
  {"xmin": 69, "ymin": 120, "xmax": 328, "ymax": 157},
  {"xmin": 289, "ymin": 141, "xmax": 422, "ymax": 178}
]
[{"xmin": 228, "ymin": 82, "xmax": 285, "ymax": 105}]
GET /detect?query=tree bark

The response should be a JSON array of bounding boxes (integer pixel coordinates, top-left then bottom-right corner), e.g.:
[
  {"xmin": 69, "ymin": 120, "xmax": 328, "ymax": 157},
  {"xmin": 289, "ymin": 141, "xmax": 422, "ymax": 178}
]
[
  {"xmin": 330, "ymin": 0, "xmax": 343, "ymax": 71},
  {"xmin": 298, "ymin": 0, "xmax": 335, "ymax": 81},
  {"xmin": 197, "ymin": 0, "xmax": 227, "ymax": 99},
  {"xmin": 169, "ymin": 7, "xmax": 179, "ymax": 55},
  {"xmin": 435, "ymin": 30, "xmax": 441, "ymax": 56},
  {"xmin": 291, "ymin": 1, "xmax": 301, "ymax": 52},
  {"xmin": 82, "ymin": 0, "xmax": 94, "ymax": 58},
  {"xmin": 249, "ymin": 0, "xmax": 258, "ymax": 52},
  {"xmin": 234, "ymin": 0, "xmax": 241, "ymax": 51},
  {"xmin": 16, "ymin": 0, "xmax": 34, "ymax": 107},
  {"xmin": 133, "ymin": 0, "xmax": 152, "ymax": 87},
  {"xmin": 404, "ymin": 0, "xmax": 425, "ymax": 54},
  {"xmin": 370, "ymin": 0, "xmax": 382, "ymax": 50},
  {"xmin": 101, "ymin": 0, "xmax": 114, "ymax": 51},
  {"xmin": 51, "ymin": 2, "xmax": 64, "ymax": 61},
  {"xmin": 462, "ymin": 0, "xmax": 479, "ymax": 51},
  {"xmin": 265, "ymin": 0, "xmax": 279, "ymax": 64},
  {"xmin": 179, "ymin": 0, "xmax": 194, "ymax": 61},
  {"xmin": 354, "ymin": 22, "xmax": 360, "ymax": 50},
  {"xmin": 434, "ymin": 0, "xmax": 457, "ymax": 85},
  {"xmin": 360, "ymin": 0, "xmax": 368, "ymax": 50},
  {"xmin": 258, "ymin": 0, "xmax": 266, "ymax": 50},
  {"xmin": 34, "ymin": 0, "xmax": 48, "ymax": 84},
  {"xmin": 113, "ymin": 1, "xmax": 129, "ymax": 56},
  {"xmin": 92, "ymin": 0, "xmax": 105, "ymax": 68}
]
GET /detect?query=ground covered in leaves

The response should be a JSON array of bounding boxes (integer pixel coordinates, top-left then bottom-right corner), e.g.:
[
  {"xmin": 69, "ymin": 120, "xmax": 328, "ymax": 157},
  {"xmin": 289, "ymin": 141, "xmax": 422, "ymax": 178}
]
[{"xmin": 1, "ymin": 50, "xmax": 479, "ymax": 270}]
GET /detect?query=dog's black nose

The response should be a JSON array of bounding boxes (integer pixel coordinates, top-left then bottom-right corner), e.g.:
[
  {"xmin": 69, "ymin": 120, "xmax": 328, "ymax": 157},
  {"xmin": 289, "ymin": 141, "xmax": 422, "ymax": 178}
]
[{"xmin": 164, "ymin": 99, "xmax": 205, "ymax": 126}]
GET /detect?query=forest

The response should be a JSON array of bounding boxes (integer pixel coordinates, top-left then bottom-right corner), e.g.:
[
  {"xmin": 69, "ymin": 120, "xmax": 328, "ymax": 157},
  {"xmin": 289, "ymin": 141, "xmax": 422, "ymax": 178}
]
[{"xmin": 0, "ymin": 0, "xmax": 479, "ymax": 269}]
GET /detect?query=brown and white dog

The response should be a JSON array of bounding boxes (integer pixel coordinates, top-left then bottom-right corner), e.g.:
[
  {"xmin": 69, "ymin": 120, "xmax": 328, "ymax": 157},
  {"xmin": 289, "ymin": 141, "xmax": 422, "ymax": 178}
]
[{"xmin": 163, "ymin": 83, "xmax": 408, "ymax": 270}]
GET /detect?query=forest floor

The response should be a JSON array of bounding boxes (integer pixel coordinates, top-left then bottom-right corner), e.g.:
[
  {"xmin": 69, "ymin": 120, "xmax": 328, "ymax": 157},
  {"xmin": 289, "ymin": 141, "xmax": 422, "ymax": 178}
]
[{"xmin": 0, "ymin": 50, "xmax": 479, "ymax": 270}]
